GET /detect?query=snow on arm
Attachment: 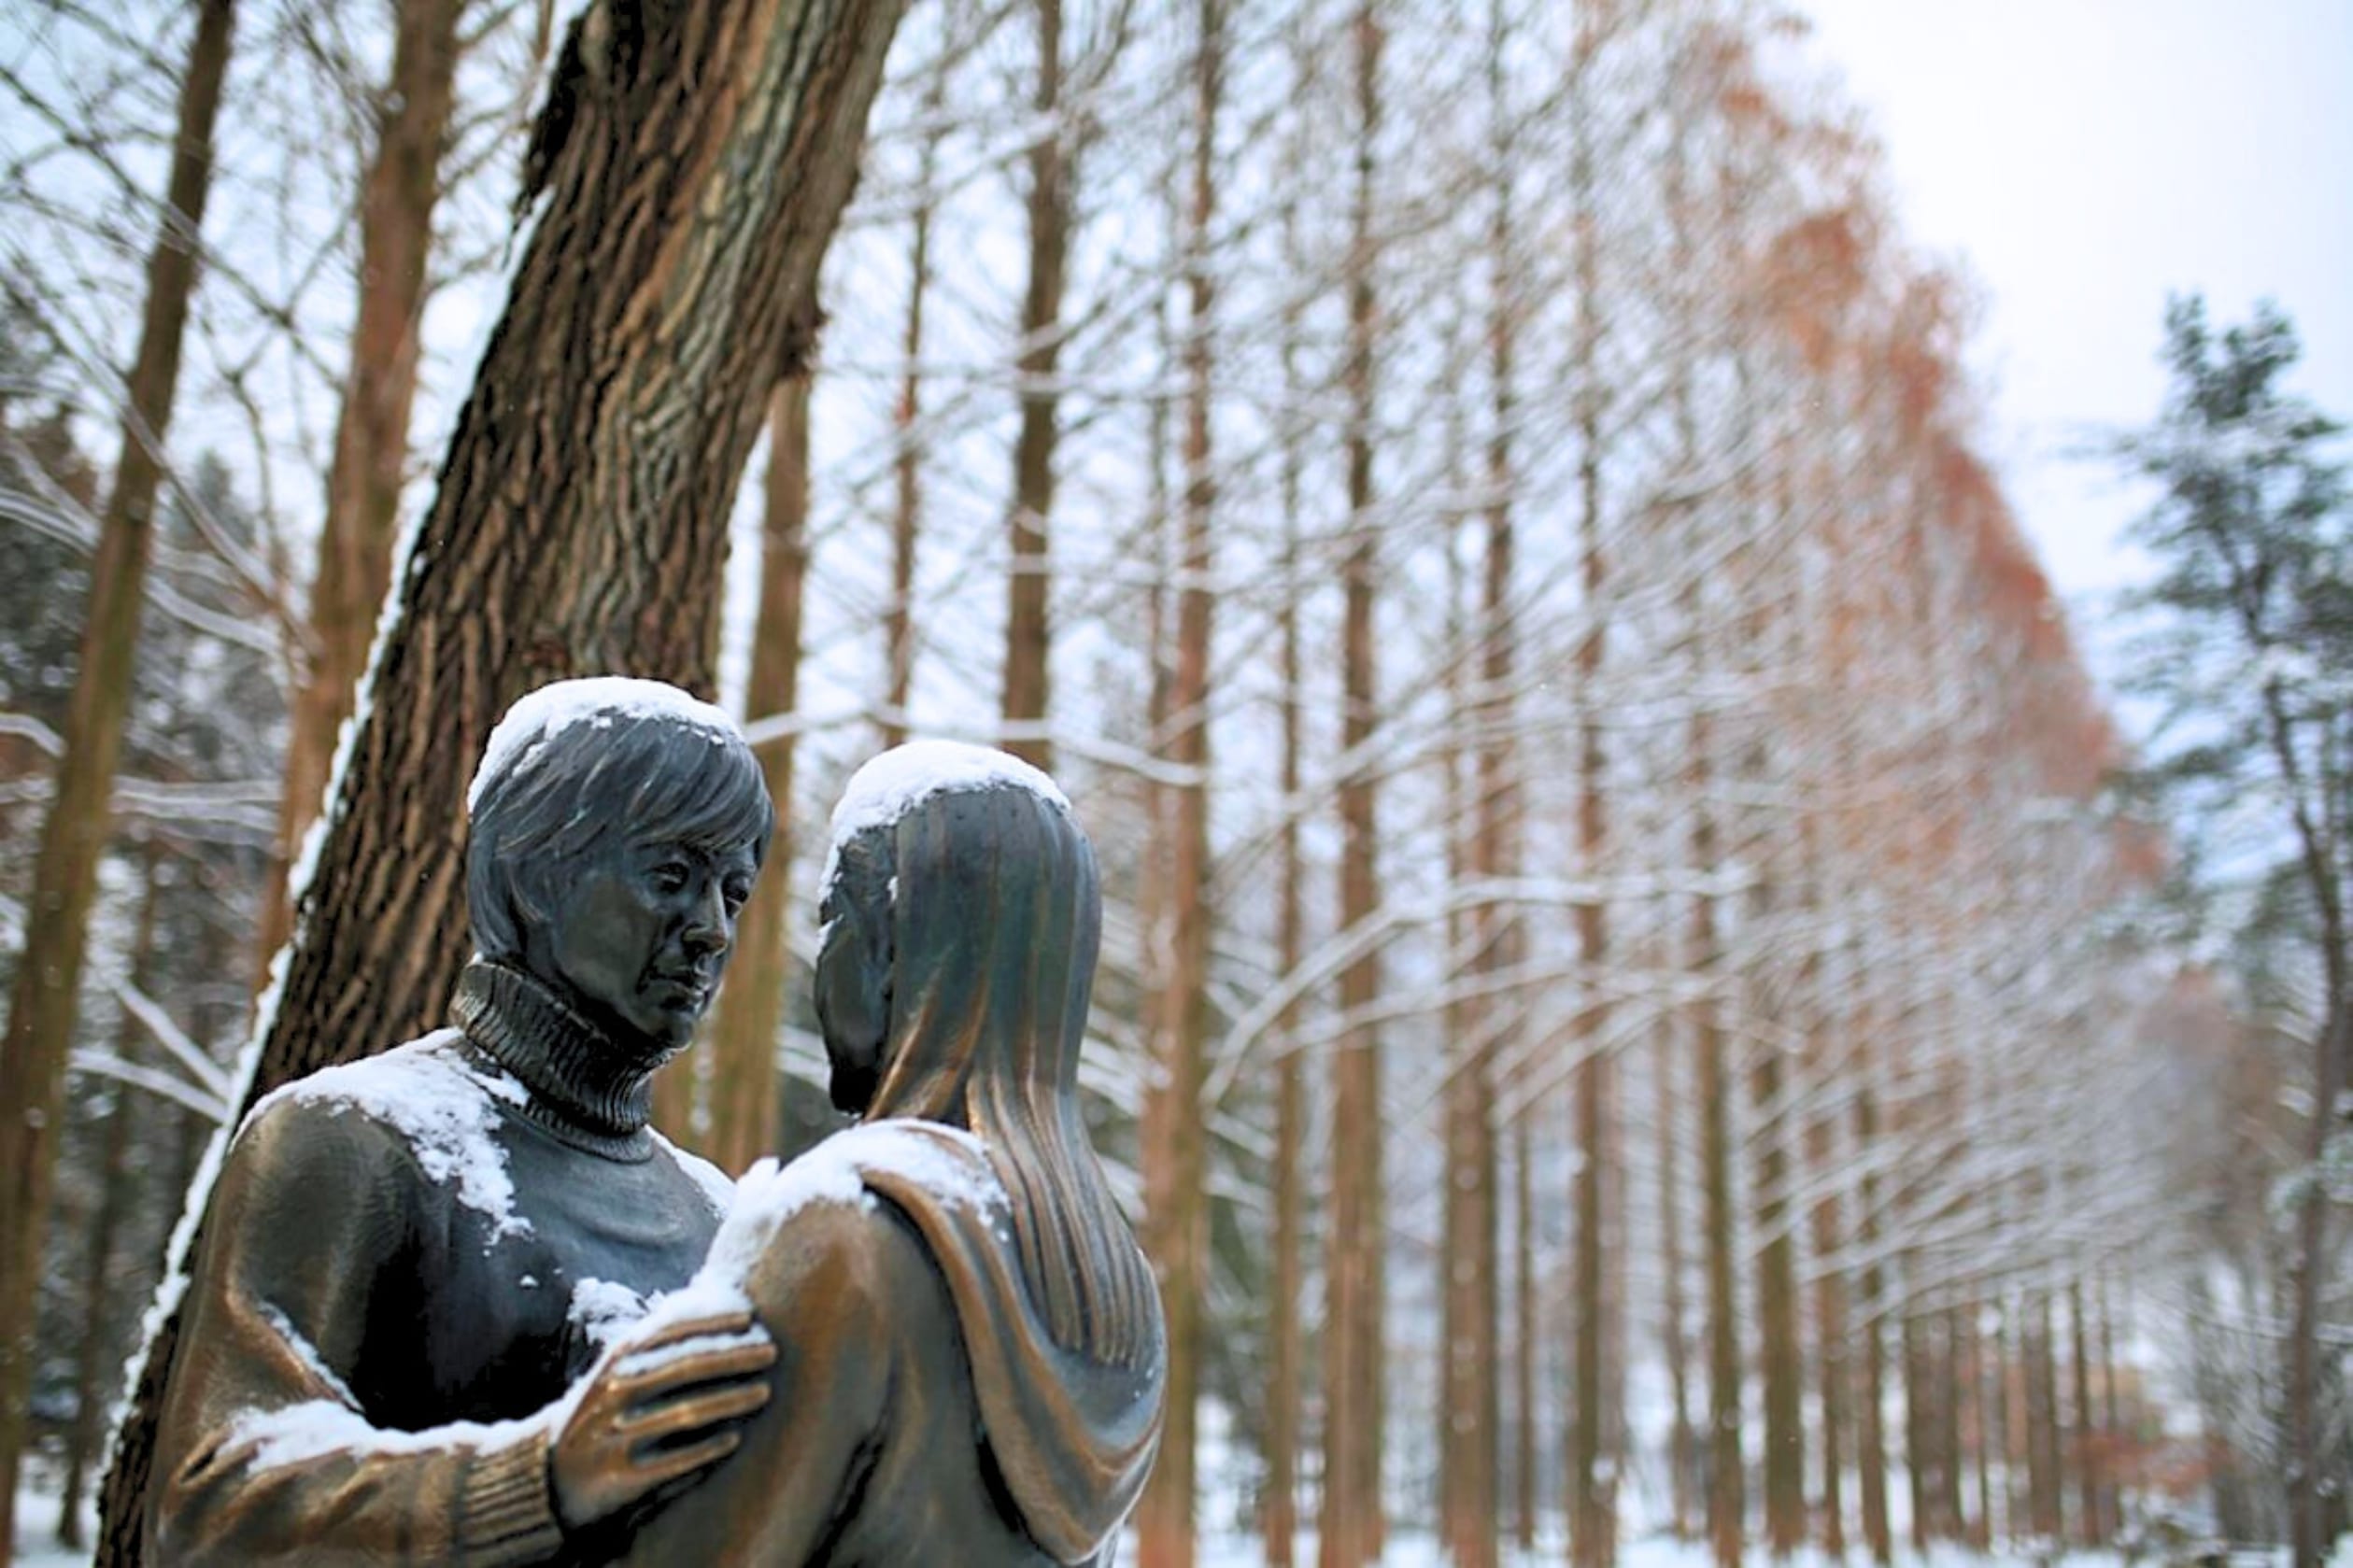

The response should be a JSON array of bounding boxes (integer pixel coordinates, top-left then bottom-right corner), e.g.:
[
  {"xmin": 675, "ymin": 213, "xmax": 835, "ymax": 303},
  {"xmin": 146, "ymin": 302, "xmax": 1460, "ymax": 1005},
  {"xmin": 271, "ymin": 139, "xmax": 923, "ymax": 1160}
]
[
  {"xmin": 821, "ymin": 739, "xmax": 1071, "ymax": 897},
  {"xmin": 467, "ymin": 676, "xmax": 743, "ymax": 813}
]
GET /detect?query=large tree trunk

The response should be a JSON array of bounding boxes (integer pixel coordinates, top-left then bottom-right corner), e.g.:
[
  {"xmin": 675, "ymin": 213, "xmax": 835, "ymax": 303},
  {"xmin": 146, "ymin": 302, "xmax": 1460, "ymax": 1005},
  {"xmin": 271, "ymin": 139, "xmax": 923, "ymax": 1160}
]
[
  {"xmin": 702, "ymin": 342, "xmax": 818, "ymax": 1176},
  {"xmin": 999, "ymin": 0, "xmax": 1068, "ymax": 771},
  {"xmin": 1319, "ymin": 10, "xmax": 1383, "ymax": 1561},
  {"xmin": 92, "ymin": 4, "xmax": 903, "ymax": 1557},
  {"xmin": 254, "ymin": 0, "xmax": 466, "ymax": 965},
  {"xmin": 0, "ymin": 5, "xmax": 237, "ymax": 1549},
  {"xmin": 1135, "ymin": 4, "xmax": 1219, "ymax": 1558}
]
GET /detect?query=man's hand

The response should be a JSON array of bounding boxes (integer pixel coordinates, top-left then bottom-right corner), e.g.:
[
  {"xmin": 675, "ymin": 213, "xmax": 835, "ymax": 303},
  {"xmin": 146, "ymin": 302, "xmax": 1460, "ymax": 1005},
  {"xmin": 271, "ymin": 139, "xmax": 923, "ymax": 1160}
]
[{"xmin": 551, "ymin": 1307, "xmax": 777, "ymax": 1533}]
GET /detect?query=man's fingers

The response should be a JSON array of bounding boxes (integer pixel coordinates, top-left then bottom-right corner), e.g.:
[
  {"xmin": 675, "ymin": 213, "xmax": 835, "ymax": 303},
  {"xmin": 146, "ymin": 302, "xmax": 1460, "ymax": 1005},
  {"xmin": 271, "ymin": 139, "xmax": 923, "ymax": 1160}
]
[
  {"xmin": 629, "ymin": 1308, "xmax": 758, "ymax": 1350},
  {"xmin": 631, "ymin": 1429, "xmax": 744, "ymax": 1494},
  {"xmin": 615, "ymin": 1335, "xmax": 777, "ymax": 1398},
  {"xmin": 620, "ymin": 1378, "xmax": 773, "ymax": 1445}
]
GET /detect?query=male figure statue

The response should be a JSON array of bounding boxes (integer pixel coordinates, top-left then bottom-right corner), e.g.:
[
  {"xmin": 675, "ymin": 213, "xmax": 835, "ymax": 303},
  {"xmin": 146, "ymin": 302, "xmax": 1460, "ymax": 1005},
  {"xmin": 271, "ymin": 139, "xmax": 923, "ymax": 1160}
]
[
  {"xmin": 150, "ymin": 677, "xmax": 779, "ymax": 1563},
  {"xmin": 604, "ymin": 741, "xmax": 1167, "ymax": 1564}
]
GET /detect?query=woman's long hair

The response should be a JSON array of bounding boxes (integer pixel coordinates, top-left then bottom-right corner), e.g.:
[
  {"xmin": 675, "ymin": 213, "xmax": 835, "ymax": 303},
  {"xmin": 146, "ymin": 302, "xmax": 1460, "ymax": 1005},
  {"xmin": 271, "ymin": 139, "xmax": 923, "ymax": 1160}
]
[{"xmin": 853, "ymin": 783, "xmax": 1158, "ymax": 1371}]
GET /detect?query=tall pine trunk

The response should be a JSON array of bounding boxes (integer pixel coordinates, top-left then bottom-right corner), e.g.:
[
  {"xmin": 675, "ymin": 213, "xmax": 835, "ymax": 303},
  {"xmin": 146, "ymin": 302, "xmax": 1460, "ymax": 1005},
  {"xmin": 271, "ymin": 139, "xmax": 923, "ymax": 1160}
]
[
  {"xmin": 0, "ymin": 6, "xmax": 237, "ymax": 1547},
  {"xmin": 702, "ymin": 338, "xmax": 818, "ymax": 1176},
  {"xmin": 1566, "ymin": 24, "xmax": 1613, "ymax": 1553},
  {"xmin": 1000, "ymin": 0, "xmax": 1068, "ymax": 770},
  {"xmin": 256, "ymin": 0, "xmax": 465, "ymax": 963},
  {"xmin": 1136, "ymin": 3, "xmax": 1220, "ymax": 1557},
  {"xmin": 1854, "ymin": 1017, "xmax": 1892, "ymax": 1564},
  {"xmin": 1658, "ymin": 1014, "xmax": 1698, "ymax": 1540},
  {"xmin": 1693, "ymin": 705, "xmax": 1743, "ymax": 1568},
  {"xmin": 1807, "ymin": 1009, "xmax": 1848, "ymax": 1556},
  {"xmin": 882, "ymin": 57, "xmax": 946, "ymax": 747},
  {"xmin": 56, "ymin": 855, "xmax": 163, "ymax": 1548},
  {"xmin": 1319, "ymin": 9, "xmax": 1384, "ymax": 1560},
  {"xmin": 92, "ymin": 4, "xmax": 904, "ymax": 1555},
  {"xmin": 1260, "ymin": 170, "xmax": 1310, "ymax": 1568}
]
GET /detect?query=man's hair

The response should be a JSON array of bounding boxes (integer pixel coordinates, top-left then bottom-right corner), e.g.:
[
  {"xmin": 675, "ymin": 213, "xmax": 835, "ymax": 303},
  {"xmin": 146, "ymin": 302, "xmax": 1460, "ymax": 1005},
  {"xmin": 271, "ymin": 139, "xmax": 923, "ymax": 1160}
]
[{"xmin": 466, "ymin": 709, "xmax": 774, "ymax": 962}]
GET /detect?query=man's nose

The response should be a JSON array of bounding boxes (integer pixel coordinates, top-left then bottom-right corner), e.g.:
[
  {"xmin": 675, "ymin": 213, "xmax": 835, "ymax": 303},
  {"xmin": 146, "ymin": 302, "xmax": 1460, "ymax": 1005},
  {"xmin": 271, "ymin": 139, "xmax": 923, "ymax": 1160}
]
[{"xmin": 682, "ymin": 880, "xmax": 731, "ymax": 957}]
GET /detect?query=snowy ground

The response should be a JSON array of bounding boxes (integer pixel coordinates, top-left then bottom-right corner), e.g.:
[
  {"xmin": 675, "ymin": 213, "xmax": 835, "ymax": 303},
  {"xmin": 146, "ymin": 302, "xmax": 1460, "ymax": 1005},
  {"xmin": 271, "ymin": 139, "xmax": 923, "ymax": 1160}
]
[
  {"xmin": 1168, "ymin": 1537, "xmax": 2162, "ymax": 1568},
  {"xmin": 10, "ymin": 1489, "xmax": 2294, "ymax": 1567},
  {"xmin": 12, "ymin": 1489, "xmax": 96, "ymax": 1568}
]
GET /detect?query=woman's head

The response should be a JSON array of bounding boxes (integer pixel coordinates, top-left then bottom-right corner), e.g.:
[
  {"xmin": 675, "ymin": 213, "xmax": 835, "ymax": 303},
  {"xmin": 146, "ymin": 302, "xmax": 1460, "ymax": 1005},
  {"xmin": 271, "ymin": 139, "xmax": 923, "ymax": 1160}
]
[{"xmin": 815, "ymin": 742, "xmax": 1153, "ymax": 1368}]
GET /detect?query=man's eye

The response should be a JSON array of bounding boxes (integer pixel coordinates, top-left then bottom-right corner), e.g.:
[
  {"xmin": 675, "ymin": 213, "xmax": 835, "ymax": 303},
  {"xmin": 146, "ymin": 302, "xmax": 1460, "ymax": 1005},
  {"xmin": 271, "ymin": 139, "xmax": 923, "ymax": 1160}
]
[
  {"xmin": 649, "ymin": 862, "xmax": 690, "ymax": 893},
  {"xmin": 723, "ymin": 879, "xmax": 752, "ymax": 911}
]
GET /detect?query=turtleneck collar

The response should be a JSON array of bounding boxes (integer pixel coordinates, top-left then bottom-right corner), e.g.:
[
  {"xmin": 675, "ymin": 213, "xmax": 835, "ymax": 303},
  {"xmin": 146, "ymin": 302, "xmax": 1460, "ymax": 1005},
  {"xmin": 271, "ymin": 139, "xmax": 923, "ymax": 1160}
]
[{"xmin": 451, "ymin": 959, "xmax": 674, "ymax": 1162}]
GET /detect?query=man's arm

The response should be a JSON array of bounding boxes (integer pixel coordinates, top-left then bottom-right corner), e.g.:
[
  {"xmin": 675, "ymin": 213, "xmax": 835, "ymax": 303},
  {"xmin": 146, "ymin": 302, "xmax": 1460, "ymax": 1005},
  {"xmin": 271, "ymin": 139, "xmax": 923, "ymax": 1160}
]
[{"xmin": 149, "ymin": 1096, "xmax": 568, "ymax": 1566}]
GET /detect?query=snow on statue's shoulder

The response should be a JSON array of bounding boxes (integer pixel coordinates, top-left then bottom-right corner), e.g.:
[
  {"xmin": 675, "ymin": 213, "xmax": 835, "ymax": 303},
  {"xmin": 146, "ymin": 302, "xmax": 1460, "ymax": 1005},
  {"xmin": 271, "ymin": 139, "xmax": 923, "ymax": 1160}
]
[
  {"xmin": 468, "ymin": 676, "xmax": 742, "ymax": 812},
  {"xmin": 256, "ymin": 1030, "xmax": 532, "ymax": 1242},
  {"xmin": 644, "ymin": 1121, "xmax": 1006, "ymax": 1328},
  {"xmin": 823, "ymin": 739, "xmax": 1070, "ymax": 892}
]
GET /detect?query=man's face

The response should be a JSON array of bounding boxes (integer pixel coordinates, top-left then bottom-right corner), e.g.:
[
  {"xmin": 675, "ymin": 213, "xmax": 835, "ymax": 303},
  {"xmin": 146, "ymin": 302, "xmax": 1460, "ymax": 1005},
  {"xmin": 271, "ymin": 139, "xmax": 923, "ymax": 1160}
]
[{"xmin": 537, "ymin": 832, "xmax": 759, "ymax": 1052}]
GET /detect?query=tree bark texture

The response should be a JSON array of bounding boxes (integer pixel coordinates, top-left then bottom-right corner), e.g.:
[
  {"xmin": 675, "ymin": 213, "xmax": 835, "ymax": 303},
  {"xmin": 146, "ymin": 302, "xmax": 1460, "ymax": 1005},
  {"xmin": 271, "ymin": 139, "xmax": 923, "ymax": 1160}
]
[
  {"xmin": 1319, "ymin": 11, "xmax": 1382, "ymax": 1561},
  {"xmin": 254, "ymin": 0, "xmax": 466, "ymax": 967},
  {"xmin": 702, "ymin": 350, "xmax": 816, "ymax": 1177},
  {"xmin": 999, "ymin": 0, "xmax": 1068, "ymax": 771},
  {"xmin": 92, "ymin": 3, "xmax": 903, "ymax": 1556},
  {"xmin": 1136, "ymin": 3, "xmax": 1218, "ymax": 1556},
  {"xmin": 0, "ymin": 4, "xmax": 237, "ymax": 1549}
]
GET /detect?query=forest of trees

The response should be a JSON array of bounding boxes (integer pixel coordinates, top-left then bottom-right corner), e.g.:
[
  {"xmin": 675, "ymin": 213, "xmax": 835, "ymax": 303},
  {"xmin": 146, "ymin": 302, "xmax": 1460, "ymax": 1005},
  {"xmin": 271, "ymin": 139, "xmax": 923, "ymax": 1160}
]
[{"xmin": 0, "ymin": 0, "xmax": 2346, "ymax": 1565}]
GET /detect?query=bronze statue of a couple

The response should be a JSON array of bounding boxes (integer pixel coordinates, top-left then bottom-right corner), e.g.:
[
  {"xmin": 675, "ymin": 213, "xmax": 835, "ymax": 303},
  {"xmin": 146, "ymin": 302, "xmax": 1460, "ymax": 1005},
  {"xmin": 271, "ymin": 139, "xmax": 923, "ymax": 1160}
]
[{"xmin": 149, "ymin": 677, "xmax": 1166, "ymax": 1565}]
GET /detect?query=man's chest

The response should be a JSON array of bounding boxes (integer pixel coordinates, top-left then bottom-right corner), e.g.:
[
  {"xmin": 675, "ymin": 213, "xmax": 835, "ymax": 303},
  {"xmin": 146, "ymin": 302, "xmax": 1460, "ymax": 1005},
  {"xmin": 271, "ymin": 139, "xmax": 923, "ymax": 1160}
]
[{"xmin": 387, "ymin": 1136, "xmax": 720, "ymax": 1425}]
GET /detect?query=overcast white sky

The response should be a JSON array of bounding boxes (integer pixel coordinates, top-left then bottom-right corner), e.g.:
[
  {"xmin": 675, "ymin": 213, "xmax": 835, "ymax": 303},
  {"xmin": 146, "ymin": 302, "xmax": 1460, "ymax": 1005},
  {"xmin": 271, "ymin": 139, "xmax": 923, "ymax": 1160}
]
[{"xmin": 1795, "ymin": 0, "xmax": 2353, "ymax": 697}]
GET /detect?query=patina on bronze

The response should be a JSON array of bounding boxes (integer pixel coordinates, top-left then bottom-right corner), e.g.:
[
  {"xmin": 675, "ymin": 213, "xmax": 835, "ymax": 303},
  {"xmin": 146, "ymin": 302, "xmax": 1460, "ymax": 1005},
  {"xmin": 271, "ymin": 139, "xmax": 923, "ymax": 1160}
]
[
  {"xmin": 148, "ymin": 678, "xmax": 781, "ymax": 1564},
  {"xmin": 608, "ymin": 745, "xmax": 1167, "ymax": 1565}
]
